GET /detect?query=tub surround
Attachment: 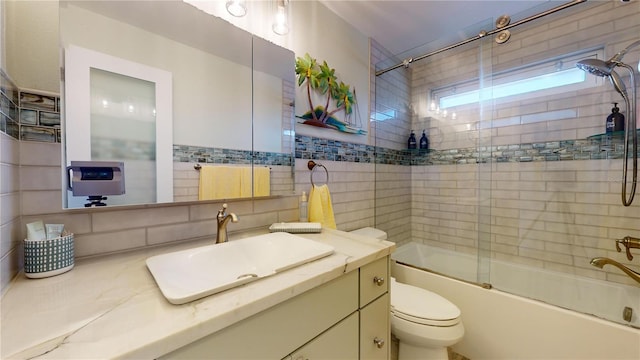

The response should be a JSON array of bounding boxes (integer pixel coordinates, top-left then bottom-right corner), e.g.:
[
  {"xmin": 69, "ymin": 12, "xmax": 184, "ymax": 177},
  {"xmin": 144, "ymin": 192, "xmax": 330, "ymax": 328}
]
[{"xmin": 1, "ymin": 228, "xmax": 395, "ymax": 359}]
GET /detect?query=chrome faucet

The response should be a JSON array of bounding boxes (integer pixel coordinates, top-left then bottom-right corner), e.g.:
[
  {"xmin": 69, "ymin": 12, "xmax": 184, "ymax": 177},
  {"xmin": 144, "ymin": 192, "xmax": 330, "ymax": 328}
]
[
  {"xmin": 615, "ymin": 236, "xmax": 640, "ymax": 261},
  {"xmin": 590, "ymin": 257, "xmax": 640, "ymax": 284},
  {"xmin": 216, "ymin": 203, "xmax": 238, "ymax": 244}
]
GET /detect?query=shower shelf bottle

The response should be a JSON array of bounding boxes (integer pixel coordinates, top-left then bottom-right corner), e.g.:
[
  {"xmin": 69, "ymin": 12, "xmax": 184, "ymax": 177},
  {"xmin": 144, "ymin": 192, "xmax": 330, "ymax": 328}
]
[
  {"xmin": 408, "ymin": 130, "xmax": 417, "ymax": 149},
  {"xmin": 606, "ymin": 102, "xmax": 625, "ymax": 134},
  {"xmin": 419, "ymin": 130, "xmax": 429, "ymax": 151}
]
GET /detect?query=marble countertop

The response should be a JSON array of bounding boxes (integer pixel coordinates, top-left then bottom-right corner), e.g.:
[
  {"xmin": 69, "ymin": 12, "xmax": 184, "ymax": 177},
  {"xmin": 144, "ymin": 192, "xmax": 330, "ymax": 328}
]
[{"xmin": 1, "ymin": 228, "xmax": 395, "ymax": 359}]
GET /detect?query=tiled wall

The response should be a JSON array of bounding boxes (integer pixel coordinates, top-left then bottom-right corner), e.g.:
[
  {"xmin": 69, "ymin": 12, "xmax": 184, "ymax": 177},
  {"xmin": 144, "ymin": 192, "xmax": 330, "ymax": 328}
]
[
  {"xmin": 294, "ymin": 158, "xmax": 375, "ymax": 232},
  {"xmin": 403, "ymin": 1, "xmax": 640, "ymax": 287},
  {"xmin": 0, "ymin": 132, "xmax": 20, "ymax": 292},
  {"xmin": 0, "ymin": 72, "xmax": 21, "ymax": 292}
]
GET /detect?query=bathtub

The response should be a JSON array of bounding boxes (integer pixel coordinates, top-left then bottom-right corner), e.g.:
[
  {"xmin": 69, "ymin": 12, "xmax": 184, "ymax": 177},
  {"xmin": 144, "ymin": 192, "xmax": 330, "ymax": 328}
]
[{"xmin": 391, "ymin": 242, "xmax": 640, "ymax": 359}]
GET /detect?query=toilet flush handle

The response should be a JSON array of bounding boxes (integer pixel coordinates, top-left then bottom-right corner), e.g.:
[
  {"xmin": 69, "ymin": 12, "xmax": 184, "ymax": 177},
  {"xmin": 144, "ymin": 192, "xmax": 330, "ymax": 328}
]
[{"xmin": 373, "ymin": 276, "xmax": 385, "ymax": 286}]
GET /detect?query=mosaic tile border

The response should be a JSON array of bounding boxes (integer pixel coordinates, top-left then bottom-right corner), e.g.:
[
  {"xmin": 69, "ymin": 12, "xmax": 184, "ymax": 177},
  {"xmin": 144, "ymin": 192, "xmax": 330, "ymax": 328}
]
[
  {"xmin": 173, "ymin": 144, "xmax": 293, "ymax": 166},
  {"xmin": 0, "ymin": 70, "xmax": 20, "ymax": 139},
  {"xmin": 295, "ymin": 132, "xmax": 640, "ymax": 166},
  {"xmin": 0, "ymin": 77, "xmax": 62, "ymax": 143}
]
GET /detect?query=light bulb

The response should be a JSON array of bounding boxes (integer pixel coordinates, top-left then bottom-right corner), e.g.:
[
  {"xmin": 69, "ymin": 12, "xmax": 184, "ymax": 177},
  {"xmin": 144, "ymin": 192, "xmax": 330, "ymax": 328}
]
[
  {"xmin": 272, "ymin": 3, "xmax": 289, "ymax": 35},
  {"xmin": 226, "ymin": 0, "xmax": 246, "ymax": 17}
]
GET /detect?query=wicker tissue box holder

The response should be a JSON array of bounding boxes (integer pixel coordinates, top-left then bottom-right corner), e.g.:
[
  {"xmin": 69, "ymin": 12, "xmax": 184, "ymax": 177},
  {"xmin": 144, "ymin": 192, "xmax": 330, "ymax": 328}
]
[{"xmin": 23, "ymin": 233, "xmax": 75, "ymax": 279}]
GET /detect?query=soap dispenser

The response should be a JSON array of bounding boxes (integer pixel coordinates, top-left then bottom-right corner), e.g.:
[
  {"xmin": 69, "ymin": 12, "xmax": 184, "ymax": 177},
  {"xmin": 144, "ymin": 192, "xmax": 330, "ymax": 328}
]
[
  {"xmin": 419, "ymin": 130, "xmax": 429, "ymax": 150},
  {"xmin": 606, "ymin": 102, "xmax": 625, "ymax": 133},
  {"xmin": 299, "ymin": 191, "xmax": 308, "ymax": 222},
  {"xmin": 408, "ymin": 130, "xmax": 417, "ymax": 149}
]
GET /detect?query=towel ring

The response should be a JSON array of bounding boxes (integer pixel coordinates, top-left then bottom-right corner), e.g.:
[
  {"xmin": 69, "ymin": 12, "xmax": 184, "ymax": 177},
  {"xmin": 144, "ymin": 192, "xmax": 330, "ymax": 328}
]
[{"xmin": 308, "ymin": 160, "xmax": 329, "ymax": 186}]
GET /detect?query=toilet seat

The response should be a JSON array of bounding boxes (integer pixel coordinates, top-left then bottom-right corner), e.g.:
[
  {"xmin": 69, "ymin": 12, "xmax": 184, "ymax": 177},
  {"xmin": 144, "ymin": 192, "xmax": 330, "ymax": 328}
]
[{"xmin": 391, "ymin": 278, "xmax": 461, "ymax": 327}]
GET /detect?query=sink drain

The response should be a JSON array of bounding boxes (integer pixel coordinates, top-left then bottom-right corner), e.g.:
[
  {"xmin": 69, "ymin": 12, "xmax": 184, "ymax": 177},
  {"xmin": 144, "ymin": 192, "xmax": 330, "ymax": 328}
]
[{"xmin": 623, "ymin": 306, "xmax": 633, "ymax": 322}]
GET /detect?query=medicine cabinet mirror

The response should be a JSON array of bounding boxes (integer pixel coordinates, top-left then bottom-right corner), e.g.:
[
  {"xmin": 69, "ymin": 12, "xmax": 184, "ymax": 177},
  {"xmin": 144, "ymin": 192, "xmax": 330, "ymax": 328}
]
[{"xmin": 60, "ymin": 0, "xmax": 295, "ymax": 209}]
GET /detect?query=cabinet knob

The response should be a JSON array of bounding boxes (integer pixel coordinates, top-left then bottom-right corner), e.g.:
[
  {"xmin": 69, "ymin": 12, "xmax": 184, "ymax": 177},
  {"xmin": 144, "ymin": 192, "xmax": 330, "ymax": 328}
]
[
  {"xmin": 373, "ymin": 337, "xmax": 385, "ymax": 349},
  {"xmin": 373, "ymin": 276, "xmax": 385, "ymax": 286}
]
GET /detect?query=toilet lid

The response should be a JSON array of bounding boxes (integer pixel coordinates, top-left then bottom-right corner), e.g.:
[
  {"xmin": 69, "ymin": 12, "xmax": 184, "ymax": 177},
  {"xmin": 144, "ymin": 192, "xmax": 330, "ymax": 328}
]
[
  {"xmin": 391, "ymin": 279, "xmax": 461, "ymax": 326},
  {"xmin": 350, "ymin": 227, "xmax": 387, "ymax": 240}
]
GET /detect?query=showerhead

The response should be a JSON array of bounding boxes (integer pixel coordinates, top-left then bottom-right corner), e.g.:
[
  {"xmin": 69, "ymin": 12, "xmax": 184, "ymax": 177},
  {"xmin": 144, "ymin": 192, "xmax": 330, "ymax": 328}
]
[
  {"xmin": 575, "ymin": 58, "xmax": 613, "ymax": 77},
  {"xmin": 576, "ymin": 58, "xmax": 628, "ymax": 97}
]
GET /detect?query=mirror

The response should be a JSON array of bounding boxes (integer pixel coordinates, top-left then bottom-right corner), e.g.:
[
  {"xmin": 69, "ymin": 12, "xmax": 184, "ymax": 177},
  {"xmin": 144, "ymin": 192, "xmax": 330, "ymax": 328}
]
[{"xmin": 60, "ymin": 0, "xmax": 295, "ymax": 208}]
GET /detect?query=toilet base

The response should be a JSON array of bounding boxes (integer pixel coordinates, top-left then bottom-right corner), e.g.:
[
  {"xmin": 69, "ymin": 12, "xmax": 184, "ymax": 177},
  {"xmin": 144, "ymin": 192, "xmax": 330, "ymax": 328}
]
[{"xmin": 398, "ymin": 341, "xmax": 448, "ymax": 360}]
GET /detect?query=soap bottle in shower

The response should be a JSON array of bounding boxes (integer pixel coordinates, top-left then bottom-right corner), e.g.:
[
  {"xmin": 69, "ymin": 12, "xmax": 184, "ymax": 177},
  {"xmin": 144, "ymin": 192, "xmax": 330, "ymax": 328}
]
[
  {"xmin": 408, "ymin": 130, "xmax": 417, "ymax": 149},
  {"xmin": 419, "ymin": 130, "xmax": 429, "ymax": 150},
  {"xmin": 606, "ymin": 102, "xmax": 625, "ymax": 133},
  {"xmin": 299, "ymin": 191, "xmax": 308, "ymax": 222}
]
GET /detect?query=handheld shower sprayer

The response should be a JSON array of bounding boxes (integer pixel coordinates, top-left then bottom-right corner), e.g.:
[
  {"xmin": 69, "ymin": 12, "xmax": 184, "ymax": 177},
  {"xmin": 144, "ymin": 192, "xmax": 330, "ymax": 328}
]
[{"xmin": 576, "ymin": 40, "xmax": 639, "ymax": 206}]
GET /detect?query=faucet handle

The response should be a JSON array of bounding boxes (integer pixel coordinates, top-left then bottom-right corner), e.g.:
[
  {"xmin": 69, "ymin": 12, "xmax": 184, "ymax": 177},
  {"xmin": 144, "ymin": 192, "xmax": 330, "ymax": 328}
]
[
  {"xmin": 616, "ymin": 237, "xmax": 634, "ymax": 261},
  {"xmin": 217, "ymin": 203, "xmax": 229, "ymax": 218}
]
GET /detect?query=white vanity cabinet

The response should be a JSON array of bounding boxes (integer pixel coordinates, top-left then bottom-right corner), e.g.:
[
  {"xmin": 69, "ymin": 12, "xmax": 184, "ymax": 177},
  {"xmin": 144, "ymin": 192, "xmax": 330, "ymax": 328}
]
[
  {"xmin": 160, "ymin": 256, "xmax": 390, "ymax": 360},
  {"xmin": 358, "ymin": 257, "xmax": 390, "ymax": 360},
  {"xmin": 284, "ymin": 312, "xmax": 360, "ymax": 360}
]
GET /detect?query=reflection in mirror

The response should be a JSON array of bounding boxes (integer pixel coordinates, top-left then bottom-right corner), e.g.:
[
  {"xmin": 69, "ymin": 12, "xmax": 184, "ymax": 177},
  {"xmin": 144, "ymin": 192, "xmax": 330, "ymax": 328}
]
[{"xmin": 60, "ymin": 0, "xmax": 295, "ymax": 209}]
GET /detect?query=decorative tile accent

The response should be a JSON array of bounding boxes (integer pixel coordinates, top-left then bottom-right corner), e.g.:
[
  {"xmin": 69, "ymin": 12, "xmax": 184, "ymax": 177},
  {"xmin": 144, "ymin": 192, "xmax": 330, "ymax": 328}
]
[
  {"xmin": 20, "ymin": 108, "xmax": 37, "ymax": 125},
  {"xmin": 39, "ymin": 111, "xmax": 61, "ymax": 127},
  {"xmin": 20, "ymin": 91, "xmax": 56, "ymax": 111},
  {"xmin": 0, "ymin": 86, "xmax": 62, "ymax": 142},
  {"xmin": 20, "ymin": 125, "xmax": 57, "ymax": 142},
  {"xmin": 295, "ymin": 132, "xmax": 640, "ymax": 167},
  {"xmin": 173, "ymin": 144, "xmax": 293, "ymax": 166},
  {"xmin": 1, "ymin": 92, "xmax": 18, "ymax": 121},
  {"xmin": 0, "ymin": 70, "xmax": 19, "ymax": 106}
]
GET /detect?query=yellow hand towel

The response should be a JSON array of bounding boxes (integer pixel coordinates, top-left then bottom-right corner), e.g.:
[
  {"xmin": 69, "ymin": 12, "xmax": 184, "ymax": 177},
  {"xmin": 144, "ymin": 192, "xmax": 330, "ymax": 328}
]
[
  {"xmin": 239, "ymin": 166, "xmax": 253, "ymax": 198},
  {"xmin": 253, "ymin": 167, "xmax": 271, "ymax": 197},
  {"xmin": 198, "ymin": 166, "xmax": 242, "ymax": 200},
  {"xmin": 308, "ymin": 184, "xmax": 336, "ymax": 229}
]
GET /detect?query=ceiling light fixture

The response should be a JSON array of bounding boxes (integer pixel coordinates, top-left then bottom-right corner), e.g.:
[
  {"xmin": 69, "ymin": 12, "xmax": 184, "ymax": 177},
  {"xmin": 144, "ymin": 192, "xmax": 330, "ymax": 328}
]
[
  {"xmin": 226, "ymin": 0, "xmax": 247, "ymax": 17},
  {"xmin": 272, "ymin": 0, "xmax": 289, "ymax": 35}
]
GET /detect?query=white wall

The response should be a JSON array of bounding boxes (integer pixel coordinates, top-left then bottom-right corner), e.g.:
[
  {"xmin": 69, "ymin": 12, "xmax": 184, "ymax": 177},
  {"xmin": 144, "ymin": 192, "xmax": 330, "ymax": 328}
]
[{"xmin": 4, "ymin": 0, "xmax": 59, "ymax": 93}]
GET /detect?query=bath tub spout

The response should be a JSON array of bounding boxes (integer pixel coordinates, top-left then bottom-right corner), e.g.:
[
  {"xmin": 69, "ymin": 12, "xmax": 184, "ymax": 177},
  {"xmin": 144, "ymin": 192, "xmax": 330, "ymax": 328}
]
[{"xmin": 590, "ymin": 257, "xmax": 640, "ymax": 284}]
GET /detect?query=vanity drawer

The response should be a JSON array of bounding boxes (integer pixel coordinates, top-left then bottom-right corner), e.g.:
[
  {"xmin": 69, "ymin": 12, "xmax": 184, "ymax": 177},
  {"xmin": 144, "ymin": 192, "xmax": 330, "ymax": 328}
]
[{"xmin": 359, "ymin": 257, "xmax": 388, "ymax": 307}]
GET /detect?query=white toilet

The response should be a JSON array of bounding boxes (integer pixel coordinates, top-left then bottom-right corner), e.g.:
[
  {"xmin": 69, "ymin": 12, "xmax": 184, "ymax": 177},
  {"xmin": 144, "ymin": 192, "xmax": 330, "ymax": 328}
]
[
  {"xmin": 391, "ymin": 277, "xmax": 464, "ymax": 360},
  {"xmin": 350, "ymin": 228, "xmax": 465, "ymax": 360}
]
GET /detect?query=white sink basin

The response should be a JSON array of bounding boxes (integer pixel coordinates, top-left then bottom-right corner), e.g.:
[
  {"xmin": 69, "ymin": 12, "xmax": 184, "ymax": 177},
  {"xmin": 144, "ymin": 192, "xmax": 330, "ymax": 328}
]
[{"xmin": 146, "ymin": 232, "xmax": 334, "ymax": 304}]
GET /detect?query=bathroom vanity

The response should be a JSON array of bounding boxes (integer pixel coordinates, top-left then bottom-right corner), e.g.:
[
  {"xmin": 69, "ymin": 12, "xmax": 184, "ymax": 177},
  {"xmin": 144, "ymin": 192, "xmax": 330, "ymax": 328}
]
[
  {"xmin": 0, "ymin": 228, "xmax": 394, "ymax": 359},
  {"xmin": 163, "ymin": 256, "xmax": 389, "ymax": 359}
]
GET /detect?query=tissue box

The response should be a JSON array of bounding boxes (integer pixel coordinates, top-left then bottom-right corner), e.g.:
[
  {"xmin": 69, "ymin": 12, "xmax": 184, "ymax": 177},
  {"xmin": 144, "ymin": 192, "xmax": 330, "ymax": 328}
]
[{"xmin": 23, "ymin": 233, "xmax": 75, "ymax": 278}]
